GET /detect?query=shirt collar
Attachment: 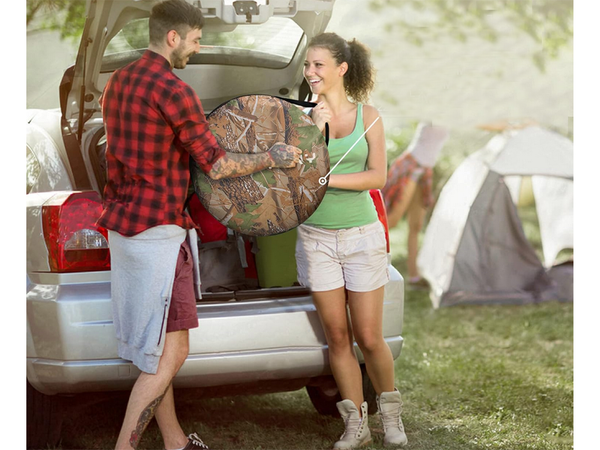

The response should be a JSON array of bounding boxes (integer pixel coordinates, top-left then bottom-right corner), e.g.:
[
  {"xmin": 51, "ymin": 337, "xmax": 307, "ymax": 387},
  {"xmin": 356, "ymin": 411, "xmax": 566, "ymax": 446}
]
[{"xmin": 142, "ymin": 49, "xmax": 172, "ymax": 71}]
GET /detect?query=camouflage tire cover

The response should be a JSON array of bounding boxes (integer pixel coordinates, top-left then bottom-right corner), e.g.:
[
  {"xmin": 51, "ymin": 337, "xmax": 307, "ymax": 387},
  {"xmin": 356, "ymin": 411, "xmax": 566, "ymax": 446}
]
[{"xmin": 191, "ymin": 95, "xmax": 330, "ymax": 236}]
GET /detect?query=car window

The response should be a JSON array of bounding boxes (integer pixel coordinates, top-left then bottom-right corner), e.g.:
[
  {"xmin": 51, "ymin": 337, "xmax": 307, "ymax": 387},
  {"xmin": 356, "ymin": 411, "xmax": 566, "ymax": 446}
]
[
  {"xmin": 102, "ymin": 17, "xmax": 304, "ymax": 71},
  {"xmin": 26, "ymin": 146, "xmax": 41, "ymax": 194}
]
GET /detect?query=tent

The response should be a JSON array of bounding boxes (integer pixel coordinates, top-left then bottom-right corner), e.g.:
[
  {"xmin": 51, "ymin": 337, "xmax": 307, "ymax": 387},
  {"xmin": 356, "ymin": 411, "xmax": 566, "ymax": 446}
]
[{"xmin": 417, "ymin": 126, "xmax": 573, "ymax": 308}]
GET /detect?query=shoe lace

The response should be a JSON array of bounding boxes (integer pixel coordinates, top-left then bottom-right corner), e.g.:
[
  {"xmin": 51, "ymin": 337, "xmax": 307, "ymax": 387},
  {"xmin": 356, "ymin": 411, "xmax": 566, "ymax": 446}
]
[
  {"xmin": 188, "ymin": 433, "xmax": 209, "ymax": 449},
  {"xmin": 340, "ymin": 416, "xmax": 363, "ymax": 439},
  {"xmin": 381, "ymin": 406, "xmax": 404, "ymax": 433}
]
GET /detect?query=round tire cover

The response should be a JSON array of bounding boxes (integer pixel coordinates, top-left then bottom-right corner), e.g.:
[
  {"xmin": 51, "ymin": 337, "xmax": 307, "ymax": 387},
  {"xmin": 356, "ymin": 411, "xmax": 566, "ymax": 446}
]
[{"xmin": 191, "ymin": 95, "xmax": 329, "ymax": 236}]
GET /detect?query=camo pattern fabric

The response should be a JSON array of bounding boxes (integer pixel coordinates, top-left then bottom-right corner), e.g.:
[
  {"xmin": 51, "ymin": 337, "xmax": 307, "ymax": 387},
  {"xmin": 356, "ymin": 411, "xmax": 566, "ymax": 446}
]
[{"xmin": 191, "ymin": 95, "xmax": 330, "ymax": 236}]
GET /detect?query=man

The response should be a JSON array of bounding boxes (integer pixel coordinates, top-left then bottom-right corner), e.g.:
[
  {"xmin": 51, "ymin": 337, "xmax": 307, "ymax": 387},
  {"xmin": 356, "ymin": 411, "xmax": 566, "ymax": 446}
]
[{"xmin": 97, "ymin": 1, "xmax": 301, "ymax": 449}]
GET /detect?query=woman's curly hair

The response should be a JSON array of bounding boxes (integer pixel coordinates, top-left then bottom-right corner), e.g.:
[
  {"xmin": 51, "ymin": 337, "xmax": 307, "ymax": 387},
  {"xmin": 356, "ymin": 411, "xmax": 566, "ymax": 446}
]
[{"xmin": 308, "ymin": 32, "xmax": 375, "ymax": 104}]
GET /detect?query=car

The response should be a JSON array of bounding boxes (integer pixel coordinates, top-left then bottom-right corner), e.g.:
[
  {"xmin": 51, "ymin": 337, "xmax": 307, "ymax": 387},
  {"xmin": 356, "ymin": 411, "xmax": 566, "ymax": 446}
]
[{"xmin": 26, "ymin": 0, "xmax": 405, "ymax": 448}]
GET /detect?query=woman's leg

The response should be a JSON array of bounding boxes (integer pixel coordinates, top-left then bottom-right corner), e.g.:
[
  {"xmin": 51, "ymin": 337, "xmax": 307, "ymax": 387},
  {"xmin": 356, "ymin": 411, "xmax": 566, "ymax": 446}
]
[
  {"xmin": 348, "ymin": 286, "xmax": 408, "ymax": 446},
  {"xmin": 312, "ymin": 287, "xmax": 364, "ymax": 411},
  {"xmin": 347, "ymin": 286, "xmax": 395, "ymax": 395},
  {"xmin": 406, "ymin": 187, "xmax": 427, "ymax": 280},
  {"xmin": 386, "ymin": 178, "xmax": 418, "ymax": 229}
]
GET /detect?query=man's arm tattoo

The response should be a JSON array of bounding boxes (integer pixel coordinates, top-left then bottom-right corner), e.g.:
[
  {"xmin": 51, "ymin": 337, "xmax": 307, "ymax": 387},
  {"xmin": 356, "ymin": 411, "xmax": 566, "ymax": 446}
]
[
  {"xmin": 128, "ymin": 383, "xmax": 171, "ymax": 449},
  {"xmin": 207, "ymin": 144, "xmax": 299, "ymax": 180},
  {"xmin": 208, "ymin": 152, "xmax": 271, "ymax": 179}
]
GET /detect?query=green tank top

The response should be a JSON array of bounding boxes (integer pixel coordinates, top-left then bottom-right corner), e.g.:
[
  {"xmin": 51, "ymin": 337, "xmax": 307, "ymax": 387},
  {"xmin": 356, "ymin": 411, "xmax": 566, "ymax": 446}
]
[{"xmin": 304, "ymin": 103, "xmax": 378, "ymax": 229}]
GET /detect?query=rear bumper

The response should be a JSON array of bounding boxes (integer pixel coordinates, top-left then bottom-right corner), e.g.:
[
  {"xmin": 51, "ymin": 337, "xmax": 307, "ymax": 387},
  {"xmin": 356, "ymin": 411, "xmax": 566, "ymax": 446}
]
[
  {"xmin": 27, "ymin": 336, "xmax": 404, "ymax": 395},
  {"xmin": 27, "ymin": 266, "xmax": 404, "ymax": 395}
]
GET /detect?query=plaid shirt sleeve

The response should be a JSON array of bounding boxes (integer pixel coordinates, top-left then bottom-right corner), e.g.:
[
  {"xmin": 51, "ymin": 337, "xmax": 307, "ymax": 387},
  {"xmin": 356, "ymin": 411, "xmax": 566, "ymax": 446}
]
[{"xmin": 164, "ymin": 84, "xmax": 225, "ymax": 173}]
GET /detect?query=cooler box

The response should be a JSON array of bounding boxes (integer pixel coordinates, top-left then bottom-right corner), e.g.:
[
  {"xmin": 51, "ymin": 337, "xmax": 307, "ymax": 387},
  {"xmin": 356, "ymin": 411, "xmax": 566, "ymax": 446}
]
[{"xmin": 255, "ymin": 228, "xmax": 299, "ymax": 288}]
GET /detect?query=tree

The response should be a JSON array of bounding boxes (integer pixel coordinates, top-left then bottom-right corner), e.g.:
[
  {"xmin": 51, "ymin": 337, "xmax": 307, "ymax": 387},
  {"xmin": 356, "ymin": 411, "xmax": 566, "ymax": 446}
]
[
  {"xmin": 27, "ymin": 0, "xmax": 261, "ymax": 48},
  {"xmin": 27, "ymin": 0, "xmax": 86, "ymax": 39},
  {"xmin": 368, "ymin": 0, "xmax": 573, "ymax": 72}
]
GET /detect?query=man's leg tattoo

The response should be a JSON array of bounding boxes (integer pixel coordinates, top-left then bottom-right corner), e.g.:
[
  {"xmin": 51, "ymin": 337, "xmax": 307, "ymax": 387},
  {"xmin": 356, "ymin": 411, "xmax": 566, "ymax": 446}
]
[{"xmin": 129, "ymin": 383, "xmax": 171, "ymax": 449}]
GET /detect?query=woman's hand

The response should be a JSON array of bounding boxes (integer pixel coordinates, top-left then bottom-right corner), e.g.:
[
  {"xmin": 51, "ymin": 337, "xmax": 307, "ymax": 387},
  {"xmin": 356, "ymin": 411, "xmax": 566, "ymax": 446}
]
[{"xmin": 311, "ymin": 102, "xmax": 332, "ymax": 133}]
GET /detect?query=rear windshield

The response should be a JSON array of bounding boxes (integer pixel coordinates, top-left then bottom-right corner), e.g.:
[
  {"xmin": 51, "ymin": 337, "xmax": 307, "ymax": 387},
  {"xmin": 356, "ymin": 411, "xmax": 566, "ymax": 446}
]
[{"xmin": 101, "ymin": 17, "xmax": 304, "ymax": 71}]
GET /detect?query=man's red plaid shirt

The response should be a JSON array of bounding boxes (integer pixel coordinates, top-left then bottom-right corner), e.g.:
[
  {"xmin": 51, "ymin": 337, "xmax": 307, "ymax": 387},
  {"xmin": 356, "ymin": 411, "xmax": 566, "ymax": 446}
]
[{"xmin": 97, "ymin": 50, "xmax": 225, "ymax": 236}]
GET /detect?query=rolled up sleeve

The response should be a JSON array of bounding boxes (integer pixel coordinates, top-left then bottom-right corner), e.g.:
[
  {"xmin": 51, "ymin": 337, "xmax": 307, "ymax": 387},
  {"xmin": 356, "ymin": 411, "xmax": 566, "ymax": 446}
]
[{"xmin": 165, "ymin": 85, "xmax": 226, "ymax": 173}]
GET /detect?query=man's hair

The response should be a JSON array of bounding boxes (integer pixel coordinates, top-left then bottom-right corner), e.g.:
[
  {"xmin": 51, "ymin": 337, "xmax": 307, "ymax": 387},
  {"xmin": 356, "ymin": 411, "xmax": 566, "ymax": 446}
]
[{"xmin": 149, "ymin": 0, "xmax": 205, "ymax": 45}]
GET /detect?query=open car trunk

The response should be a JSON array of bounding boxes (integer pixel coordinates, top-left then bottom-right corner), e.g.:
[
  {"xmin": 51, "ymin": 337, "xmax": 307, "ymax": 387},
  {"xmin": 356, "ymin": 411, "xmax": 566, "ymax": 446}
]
[
  {"xmin": 63, "ymin": 0, "xmax": 335, "ymax": 143},
  {"xmin": 70, "ymin": 0, "xmax": 336, "ymax": 299}
]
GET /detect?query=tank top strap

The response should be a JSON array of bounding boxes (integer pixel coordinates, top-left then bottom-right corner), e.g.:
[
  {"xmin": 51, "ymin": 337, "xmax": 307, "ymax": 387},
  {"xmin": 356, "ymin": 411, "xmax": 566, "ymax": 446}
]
[{"xmin": 356, "ymin": 103, "xmax": 364, "ymax": 134}]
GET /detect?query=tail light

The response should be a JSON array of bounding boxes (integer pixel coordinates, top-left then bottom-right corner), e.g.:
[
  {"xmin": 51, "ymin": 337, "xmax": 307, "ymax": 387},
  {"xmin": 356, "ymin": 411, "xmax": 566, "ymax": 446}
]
[
  {"xmin": 369, "ymin": 189, "xmax": 390, "ymax": 253},
  {"xmin": 42, "ymin": 191, "xmax": 110, "ymax": 272}
]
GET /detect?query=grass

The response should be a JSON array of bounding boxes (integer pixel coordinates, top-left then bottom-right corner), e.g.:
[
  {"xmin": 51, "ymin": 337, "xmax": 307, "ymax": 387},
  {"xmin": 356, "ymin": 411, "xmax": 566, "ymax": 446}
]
[{"xmin": 391, "ymin": 291, "xmax": 572, "ymax": 450}]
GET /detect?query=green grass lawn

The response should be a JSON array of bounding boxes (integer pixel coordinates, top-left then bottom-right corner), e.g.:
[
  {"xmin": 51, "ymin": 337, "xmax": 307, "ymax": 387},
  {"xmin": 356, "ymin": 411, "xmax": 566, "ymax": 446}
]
[{"xmin": 390, "ymin": 290, "xmax": 573, "ymax": 450}]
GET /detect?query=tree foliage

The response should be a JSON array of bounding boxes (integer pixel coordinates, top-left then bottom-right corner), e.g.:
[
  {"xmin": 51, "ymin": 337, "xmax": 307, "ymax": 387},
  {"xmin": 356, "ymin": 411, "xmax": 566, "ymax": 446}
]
[
  {"xmin": 369, "ymin": 0, "xmax": 573, "ymax": 72},
  {"xmin": 27, "ymin": 0, "xmax": 87, "ymax": 39},
  {"xmin": 28, "ymin": 0, "xmax": 573, "ymax": 72}
]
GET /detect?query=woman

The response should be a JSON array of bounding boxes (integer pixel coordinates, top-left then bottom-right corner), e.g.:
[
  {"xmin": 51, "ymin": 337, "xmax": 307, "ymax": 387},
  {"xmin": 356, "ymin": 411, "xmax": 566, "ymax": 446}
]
[
  {"xmin": 296, "ymin": 32, "xmax": 408, "ymax": 449},
  {"xmin": 382, "ymin": 121, "xmax": 448, "ymax": 289}
]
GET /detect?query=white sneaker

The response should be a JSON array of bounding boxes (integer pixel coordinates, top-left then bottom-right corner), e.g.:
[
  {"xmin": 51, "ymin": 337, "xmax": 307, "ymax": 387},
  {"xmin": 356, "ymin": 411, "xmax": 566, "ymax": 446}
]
[
  {"xmin": 377, "ymin": 389, "xmax": 408, "ymax": 447},
  {"xmin": 333, "ymin": 400, "xmax": 372, "ymax": 449}
]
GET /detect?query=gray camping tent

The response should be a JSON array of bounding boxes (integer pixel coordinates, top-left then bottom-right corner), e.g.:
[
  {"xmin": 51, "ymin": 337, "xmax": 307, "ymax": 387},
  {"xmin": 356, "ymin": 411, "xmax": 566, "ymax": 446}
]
[{"xmin": 417, "ymin": 126, "xmax": 573, "ymax": 308}]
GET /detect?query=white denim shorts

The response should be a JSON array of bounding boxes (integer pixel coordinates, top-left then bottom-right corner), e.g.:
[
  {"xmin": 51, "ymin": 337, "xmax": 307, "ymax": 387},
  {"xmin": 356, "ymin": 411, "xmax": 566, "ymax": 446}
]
[{"xmin": 295, "ymin": 220, "xmax": 390, "ymax": 292}]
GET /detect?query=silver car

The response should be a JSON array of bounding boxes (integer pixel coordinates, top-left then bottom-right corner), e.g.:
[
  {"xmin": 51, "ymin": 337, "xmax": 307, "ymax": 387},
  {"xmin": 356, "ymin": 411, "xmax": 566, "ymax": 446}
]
[{"xmin": 26, "ymin": 0, "xmax": 405, "ymax": 448}]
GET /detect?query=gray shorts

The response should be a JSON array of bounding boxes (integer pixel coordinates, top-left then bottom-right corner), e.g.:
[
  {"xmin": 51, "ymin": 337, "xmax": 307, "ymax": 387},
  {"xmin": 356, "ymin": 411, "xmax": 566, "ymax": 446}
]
[
  {"xmin": 108, "ymin": 225, "xmax": 200, "ymax": 374},
  {"xmin": 295, "ymin": 221, "xmax": 390, "ymax": 292}
]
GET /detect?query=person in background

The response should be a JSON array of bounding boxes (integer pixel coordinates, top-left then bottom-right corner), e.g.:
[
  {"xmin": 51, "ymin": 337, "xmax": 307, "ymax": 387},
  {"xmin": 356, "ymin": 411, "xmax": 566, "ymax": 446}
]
[
  {"xmin": 382, "ymin": 121, "xmax": 449, "ymax": 289},
  {"xmin": 296, "ymin": 32, "xmax": 408, "ymax": 449},
  {"xmin": 98, "ymin": 1, "xmax": 301, "ymax": 449}
]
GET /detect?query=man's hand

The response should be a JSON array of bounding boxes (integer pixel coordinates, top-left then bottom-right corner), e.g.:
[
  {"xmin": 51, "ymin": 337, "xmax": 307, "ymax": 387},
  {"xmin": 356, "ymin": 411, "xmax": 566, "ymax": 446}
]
[{"xmin": 268, "ymin": 143, "xmax": 303, "ymax": 169}]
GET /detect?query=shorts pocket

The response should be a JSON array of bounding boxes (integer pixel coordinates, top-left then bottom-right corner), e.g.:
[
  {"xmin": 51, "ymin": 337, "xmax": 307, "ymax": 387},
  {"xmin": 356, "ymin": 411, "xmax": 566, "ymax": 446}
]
[{"xmin": 366, "ymin": 224, "xmax": 387, "ymax": 256}]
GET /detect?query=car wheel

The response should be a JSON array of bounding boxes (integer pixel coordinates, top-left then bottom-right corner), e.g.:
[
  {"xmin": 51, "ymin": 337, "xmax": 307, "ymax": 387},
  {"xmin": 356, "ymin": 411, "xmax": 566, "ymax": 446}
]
[
  {"xmin": 27, "ymin": 381, "xmax": 63, "ymax": 449},
  {"xmin": 306, "ymin": 365, "xmax": 377, "ymax": 416}
]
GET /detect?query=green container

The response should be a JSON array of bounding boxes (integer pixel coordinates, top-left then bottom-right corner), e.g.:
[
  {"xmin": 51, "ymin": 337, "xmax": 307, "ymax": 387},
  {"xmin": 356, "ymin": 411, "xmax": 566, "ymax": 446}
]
[{"xmin": 255, "ymin": 228, "xmax": 298, "ymax": 288}]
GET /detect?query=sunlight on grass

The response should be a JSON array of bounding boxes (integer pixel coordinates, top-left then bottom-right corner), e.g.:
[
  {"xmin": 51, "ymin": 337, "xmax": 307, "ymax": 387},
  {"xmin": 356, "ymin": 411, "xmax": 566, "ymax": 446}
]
[{"xmin": 394, "ymin": 290, "xmax": 572, "ymax": 450}]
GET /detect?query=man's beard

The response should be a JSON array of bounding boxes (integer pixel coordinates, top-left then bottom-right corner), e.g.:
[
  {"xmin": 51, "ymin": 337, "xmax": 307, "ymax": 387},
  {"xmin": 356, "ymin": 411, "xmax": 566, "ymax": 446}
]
[{"xmin": 172, "ymin": 46, "xmax": 194, "ymax": 69}]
